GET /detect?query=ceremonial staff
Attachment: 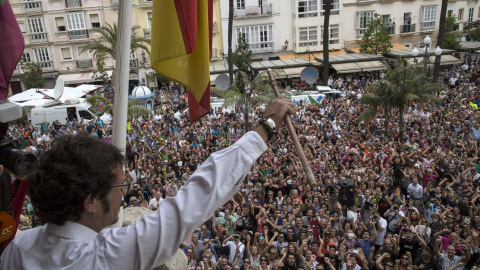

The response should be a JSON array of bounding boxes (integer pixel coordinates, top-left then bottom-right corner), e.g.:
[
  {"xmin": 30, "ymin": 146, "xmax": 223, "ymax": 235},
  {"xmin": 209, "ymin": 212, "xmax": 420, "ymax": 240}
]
[{"xmin": 266, "ymin": 69, "xmax": 317, "ymax": 189}]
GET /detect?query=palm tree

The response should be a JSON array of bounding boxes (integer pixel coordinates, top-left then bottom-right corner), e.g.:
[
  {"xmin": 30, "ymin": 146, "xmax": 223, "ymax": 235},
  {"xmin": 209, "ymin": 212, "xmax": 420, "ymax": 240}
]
[
  {"xmin": 359, "ymin": 60, "xmax": 442, "ymax": 135},
  {"xmin": 212, "ymin": 70, "xmax": 291, "ymax": 133},
  {"xmin": 228, "ymin": 0, "xmax": 234, "ymax": 83},
  {"xmin": 86, "ymin": 96, "xmax": 152, "ymax": 118},
  {"xmin": 80, "ymin": 23, "xmax": 151, "ymax": 84},
  {"xmin": 322, "ymin": 0, "xmax": 332, "ymax": 86}
]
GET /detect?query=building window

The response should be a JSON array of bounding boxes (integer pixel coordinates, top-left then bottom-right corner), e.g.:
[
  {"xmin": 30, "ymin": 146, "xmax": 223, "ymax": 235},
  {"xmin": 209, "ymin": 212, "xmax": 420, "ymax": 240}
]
[
  {"xmin": 420, "ymin": 5, "xmax": 437, "ymax": 30},
  {"xmin": 26, "ymin": 17, "xmax": 46, "ymax": 34},
  {"xmin": 236, "ymin": 0, "xmax": 245, "ymax": 9},
  {"xmin": 469, "ymin": 8, "xmax": 474, "ymax": 23},
  {"xmin": 356, "ymin": 11, "xmax": 373, "ymax": 37},
  {"xmin": 60, "ymin": 47, "xmax": 72, "ymax": 60},
  {"xmin": 55, "ymin": 17, "xmax": 66, "ymax": 32},
  {"xmin": 33, "ymin": 47, "xmax": 53, "ymax": 68},
  {"xmin": 447, "ymin": 10, "xmax": 453, "ymax": 17},
  {"xmin": 65, "ymin": 13, "xmax": 86, "ymax": 30},
  {"xmin": 320, "ymin": 0, "xmax": 339, "ymax": 15},
  {"xmin": 235, "ymin": 24, "xmax": 273, "ymax": 51},
  {"xmin": 458, "ymin": 8, "xmax": 464, "ymax": 21},
  {"xmin": 77, "ymin": 46, "xmax": 89, "ymax": 59},
  {"xmin": 321, "ymin": 25, "xmax": 339, "ymax": 44},
  {"xmin": 18, "ymin": 21, "xmax": 26, "ymax": 33},
  {"xmin": 299, "ymin": 26, "xmax": 318, "ymax": 47},
  {"xmin": 298, "ymin": 0, "xmax": 318, "ymax": 18},
  {"xmin": 22, "ymin": 53, "xmax": 31, "ymax": 62},
  {"xmin": 147, "ymin": 12, "xmax": 152, "ymax": 28},
  {"xmin": 89, "ymin": 14, "xmax": 100, "ymax": 28}
]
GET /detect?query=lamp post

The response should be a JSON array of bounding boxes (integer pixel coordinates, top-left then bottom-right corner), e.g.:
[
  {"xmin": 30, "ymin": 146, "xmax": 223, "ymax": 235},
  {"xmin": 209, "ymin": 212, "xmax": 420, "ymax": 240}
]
[
  {"xmin": 284, "ymin": 40, "xmax": 289, "ymax": 51},
  {"xmin": 141, "ymin": 51, "xmax": 148, "ymax": 87},
  {"xmin": 412, "ymin": 47, "xmax": 419, "ymax": 64},
  {"xmin": 434, "ymin": 46, "xmax": 442, "ymax": 80},
  {"xmin": 422, "ymin": 35, "xmax": 431, "ymax": 77}
]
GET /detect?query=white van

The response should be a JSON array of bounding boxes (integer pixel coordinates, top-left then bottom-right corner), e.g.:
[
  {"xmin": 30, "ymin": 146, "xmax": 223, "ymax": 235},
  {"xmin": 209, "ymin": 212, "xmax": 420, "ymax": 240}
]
[{"xmin": 30, "ymin": 98, "xmax": 112, "ymax": 127}]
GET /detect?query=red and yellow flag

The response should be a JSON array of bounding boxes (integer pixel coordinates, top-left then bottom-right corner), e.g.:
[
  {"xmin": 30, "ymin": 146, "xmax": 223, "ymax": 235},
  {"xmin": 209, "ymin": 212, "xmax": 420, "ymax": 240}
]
[{"xmin": 151, "ymin": 0, "xmax": 212, "ymax": 124}]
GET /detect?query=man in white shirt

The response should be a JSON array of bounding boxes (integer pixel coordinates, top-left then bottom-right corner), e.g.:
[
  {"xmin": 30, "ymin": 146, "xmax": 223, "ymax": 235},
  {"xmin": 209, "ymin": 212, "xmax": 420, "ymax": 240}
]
[
  {"xmin": 148, "ymin": 192, "xmax": 163, "ymax": 210},
  {"xmin": 222, "ymin": 234, "xmax": 245, "ymax": 266},
  {"xmin": 1, "ymin": 97, "xmax": 294, "ymax": 270}
]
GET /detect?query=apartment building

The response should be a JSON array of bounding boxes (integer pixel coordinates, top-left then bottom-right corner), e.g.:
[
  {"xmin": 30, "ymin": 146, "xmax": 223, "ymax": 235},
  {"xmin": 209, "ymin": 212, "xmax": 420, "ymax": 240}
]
[{"xmin": 10, "ymin": 0, "xmax": 111, "ymax": 92}]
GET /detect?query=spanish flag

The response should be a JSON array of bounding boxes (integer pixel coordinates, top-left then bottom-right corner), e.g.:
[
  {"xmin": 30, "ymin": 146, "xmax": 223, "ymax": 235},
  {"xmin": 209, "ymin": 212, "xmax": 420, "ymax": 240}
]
[{"xmin": 151, "ymin": 0, "xmax": 212, "ymax": 124}]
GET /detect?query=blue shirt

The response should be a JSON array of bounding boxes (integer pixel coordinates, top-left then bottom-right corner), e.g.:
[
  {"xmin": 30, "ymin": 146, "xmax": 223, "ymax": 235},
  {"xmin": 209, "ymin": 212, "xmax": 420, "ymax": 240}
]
[{"xmin": 359, "ymin": 238, "xmax": 374, "ymax": 258}]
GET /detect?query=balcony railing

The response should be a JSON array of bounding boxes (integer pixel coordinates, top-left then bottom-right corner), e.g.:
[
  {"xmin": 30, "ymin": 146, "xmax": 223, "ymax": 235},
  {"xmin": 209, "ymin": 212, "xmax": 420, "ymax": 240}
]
[
  {"xmin": 320, "ymin": 10, "xmax": 340, "ymax": 16},
  {"xmin": 386, "ymin": 26, "xmax": 395, "ymax": 35},
  {"xmin": 76, "ymin": 59, "xmax": 93, "ymax": 69},
  {"xmin": 235, "ymin": 4, "xmax": 272, "ymax": 18},
  {"xmin": 130, "ymin": 59, "xmax": 139, "ymax": 67},
  {"xmin": 23, "ymin": 0, "xmax": 42, "ymax": 12},
  {"xmin": 420, "ymin": 21, "xmax": 435, "ymax": 30},
  {"xmin": 30, "ymin": 33, "xmax": 48, "ymax": 43},
  {"xmin": 143, "ymin": 28, "xmax": 151, "ymax": 37},
  {"xmin": 356, "ymin": 29, "xmax": 366, "ymax": 38},
  {"xmin": 110, "ymin": 0, "xmax": 118, "ymax": 5},
  {"xmin": 400, "ymin": 24, "xmax": 416, "ymax": 33},
  {"xmin": 69, "ymin": 29, "xmax": 88, "ymax": 40},
  {"xmin": 38, "ymin": 61, "xmax": 53, "ymax": 70},
  {"xmin": 298, "ymin": 11, "xmax": 318, "ymax": 18},
  {"xmin": 250, "ymin": 42, "xmax": 274, "ymax": 52},
  {"xmin": 138, "ymin": 0, "xmax": 152, "ymax": 8},
  {"xmin": 65, "ymin": 0, "xmax": 81, "ymax": 8}
]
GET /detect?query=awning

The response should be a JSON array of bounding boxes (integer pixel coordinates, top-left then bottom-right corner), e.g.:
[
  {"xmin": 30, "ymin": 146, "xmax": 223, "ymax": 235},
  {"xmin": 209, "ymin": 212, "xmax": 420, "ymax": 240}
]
[
  {"xmin": 439, "ymin": 55, "xmax": 462, "ymax": 65},
  {"xmin": 279, "ymin": 49, "xmax": 347, "ymax": 61},
  {"xmin": 349, "ymin": 43, "xmax": 410, "ymax": 53},
  {"xmin": 58, "ymin": 71, "xmax": 113, "ymax": 84},
  {"xmin": 407, "ymin": 55, "xmax": 461, "ymax": 66},
  {"xmin": 332, "ymin": 63, "xmax": 362, "ymax": 73},
  {"xmin": 283, "ymin": 67, "xmax": 306, "ymax": 78},
  {"xmin": 356, "ymin": 61, "xmax": 387, "ymax": 72}
]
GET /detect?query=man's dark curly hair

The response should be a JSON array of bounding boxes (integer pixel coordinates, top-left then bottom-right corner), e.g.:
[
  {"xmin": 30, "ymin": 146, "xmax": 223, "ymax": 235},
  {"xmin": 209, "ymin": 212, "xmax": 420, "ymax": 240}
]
[{"xmin": 28, "ymin": 132, "xmax": 124, "ymax": 225}]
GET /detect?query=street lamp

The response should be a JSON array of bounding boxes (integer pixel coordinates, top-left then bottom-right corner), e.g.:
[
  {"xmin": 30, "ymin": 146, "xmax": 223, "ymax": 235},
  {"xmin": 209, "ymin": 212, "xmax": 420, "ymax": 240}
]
[
  {"xmin": 412, "ymin": 47, "xmax": 419, "ymax": 64},
  {"xmin": 422, "ymin": 35, "xmax": 431, "ymax": 77},
  {"xmin": 284, "ymin": 40, "xmax": 289, "ymax": 51}
]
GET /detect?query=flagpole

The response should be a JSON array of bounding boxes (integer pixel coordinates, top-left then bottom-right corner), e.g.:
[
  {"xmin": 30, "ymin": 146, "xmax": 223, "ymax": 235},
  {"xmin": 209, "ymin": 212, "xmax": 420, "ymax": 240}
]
[
  {"xmin": 109, "ymin": 0, "xmax": 132, "ymax": 229},
  {"xmin": 112, "ymin": 0, "xmax": 132, "ymax": 154}
]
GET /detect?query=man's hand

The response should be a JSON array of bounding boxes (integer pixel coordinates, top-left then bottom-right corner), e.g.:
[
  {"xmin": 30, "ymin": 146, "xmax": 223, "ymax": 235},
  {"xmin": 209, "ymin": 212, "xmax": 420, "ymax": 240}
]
[{"xmin": 262, "ymin": 97, "xmax": 295, "ymax": 131}]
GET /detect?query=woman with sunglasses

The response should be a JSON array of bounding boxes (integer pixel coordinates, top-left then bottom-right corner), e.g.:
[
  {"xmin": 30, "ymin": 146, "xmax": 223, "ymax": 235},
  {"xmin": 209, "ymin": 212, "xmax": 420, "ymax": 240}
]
[{"xmin": 256, "ymin": 255, "xmax": 270, "ymax": 270}]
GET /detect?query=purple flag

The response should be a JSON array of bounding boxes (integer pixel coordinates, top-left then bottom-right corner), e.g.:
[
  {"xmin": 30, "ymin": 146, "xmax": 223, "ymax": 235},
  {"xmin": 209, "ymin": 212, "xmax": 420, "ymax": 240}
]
[{"xmin": 0, "ymin": 0, "xmax": 25, "ymax": 100}]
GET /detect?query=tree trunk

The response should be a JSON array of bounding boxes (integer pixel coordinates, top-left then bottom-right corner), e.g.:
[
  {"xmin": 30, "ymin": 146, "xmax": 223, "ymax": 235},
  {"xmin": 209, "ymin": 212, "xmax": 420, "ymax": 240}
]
[
  {"xmin": 322, "ymin": 0, "xmax": 331, "ymax": 86},
  {"xmin": 433, "ymin": 0, "xmax": 448, "ymax": 83},
  {"xmin": 228, "ymin": 0, "xmax": 234, "ymax": 85}
]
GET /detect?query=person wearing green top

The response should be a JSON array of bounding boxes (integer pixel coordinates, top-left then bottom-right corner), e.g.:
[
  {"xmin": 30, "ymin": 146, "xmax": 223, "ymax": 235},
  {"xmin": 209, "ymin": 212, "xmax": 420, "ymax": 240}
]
[{"xmin": 218, "ymin": 208, "xmax": 236, "ymax": 236}]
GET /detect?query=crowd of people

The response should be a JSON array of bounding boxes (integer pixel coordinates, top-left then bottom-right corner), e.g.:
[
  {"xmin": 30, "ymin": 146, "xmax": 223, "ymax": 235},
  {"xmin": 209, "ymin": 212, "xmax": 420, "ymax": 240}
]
[{"xmin": 6, "ymin": 60, "xmax": 480, "ymax": 270}]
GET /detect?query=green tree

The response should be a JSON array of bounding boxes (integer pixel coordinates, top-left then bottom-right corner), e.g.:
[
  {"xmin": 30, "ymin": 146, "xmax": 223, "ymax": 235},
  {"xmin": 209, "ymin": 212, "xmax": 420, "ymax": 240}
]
[
  {"xmin": 86, "ymin": 96, "xmax": 152, "ymax": 118},
  {"xmin": 211, "ymin": 70, "xmax": 290, "ymax": 133},
  {"xmin": 360, "ymin": 13, "xmax": 393, "ymax": 55},
  {"xmin": 360, "ymin": 60, "xmax": 442, "ymax": 134},
  {"xmin": 442, "ymin": 15, "xmax": 461, "ymax": 50},
  {"xmin": 80, "ymin": 23, "xmax": 151, "ymax": 84},
  {"xmin": 232, "ymin": 35, "xmax": 253, "ymax": 74},
  {"xmin": 20, "ymin": 61, "xmax": 45, "ymax": 89},
  {"xmin": 91, "ymin": 51, "xmax": 109, "ymax": 85},
  {"xmin": 472, "ymin": 25, "xmax": 480, "ymax": 41}
]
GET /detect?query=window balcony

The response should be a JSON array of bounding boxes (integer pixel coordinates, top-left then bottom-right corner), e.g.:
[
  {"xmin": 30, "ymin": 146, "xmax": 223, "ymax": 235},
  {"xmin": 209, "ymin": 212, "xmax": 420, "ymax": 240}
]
[
  {"xmin": 130, "ymin": 59, "xmax": 139, "ymax": 67},
  {"xmin": 298, "ymin": 11, "xmax": 318, "ymax": 18},
  {"xmin": 30, "ymin": 33, "xmax": 48, "ymax": 43},
  {"xmin": 235, "ymin": 4, "xmax": 272, "ymax": 18},
  {"xmin": 250, "ymin": 42, "xmax": 274, "ymax": 52},
  {"xmin": 138, "ymin": 0, "xmax": 153, "ymax": 8},
  {"xmin": 356, "ymin": 29, "xmax": 366, "ymax": 38},
  {"xmin": 400, "ymin": 24, "xmax": 416, "ymax": 33},
  {"xmin": 420, "ymin": 21, "xmax": 435, "ymax": 30},
  {"xmin": 23, "ymin": 0, "xmax": 42, "ymax": 12},
  {"xmin": 65, "ymin": 0, "xmax": 81, "ymax": 8},
  {"xmin": 76, "ymin": 59, "xmax": 93, "ymax": 69},
  {"xmin": 320, "ymin": 10, "xmax": 340, "ymax": 16},
  {"xmin": 386, "ymin": 26, "xmax": 395, "ymax": 35},
  {"xmin": 38, "ymin": 61, "xmax": 53, "ymax": 71},
  {"xmin": 69, "ymin": 29, "xmax": 88, "ymax": 40},
  {"xmin": 299, "ymin": 41, "xmax": 318, "ymax": 47},
  {"xmin": 143, "ymin": 28, "xmax": 151, "ymax": 38}
]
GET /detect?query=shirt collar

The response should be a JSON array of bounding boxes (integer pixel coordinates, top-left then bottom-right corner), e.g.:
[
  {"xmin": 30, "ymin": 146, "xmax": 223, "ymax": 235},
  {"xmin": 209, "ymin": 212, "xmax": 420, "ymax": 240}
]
[{"xmin": 46, "ymin": 221, "xmax": 98, "ymax": 242}]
